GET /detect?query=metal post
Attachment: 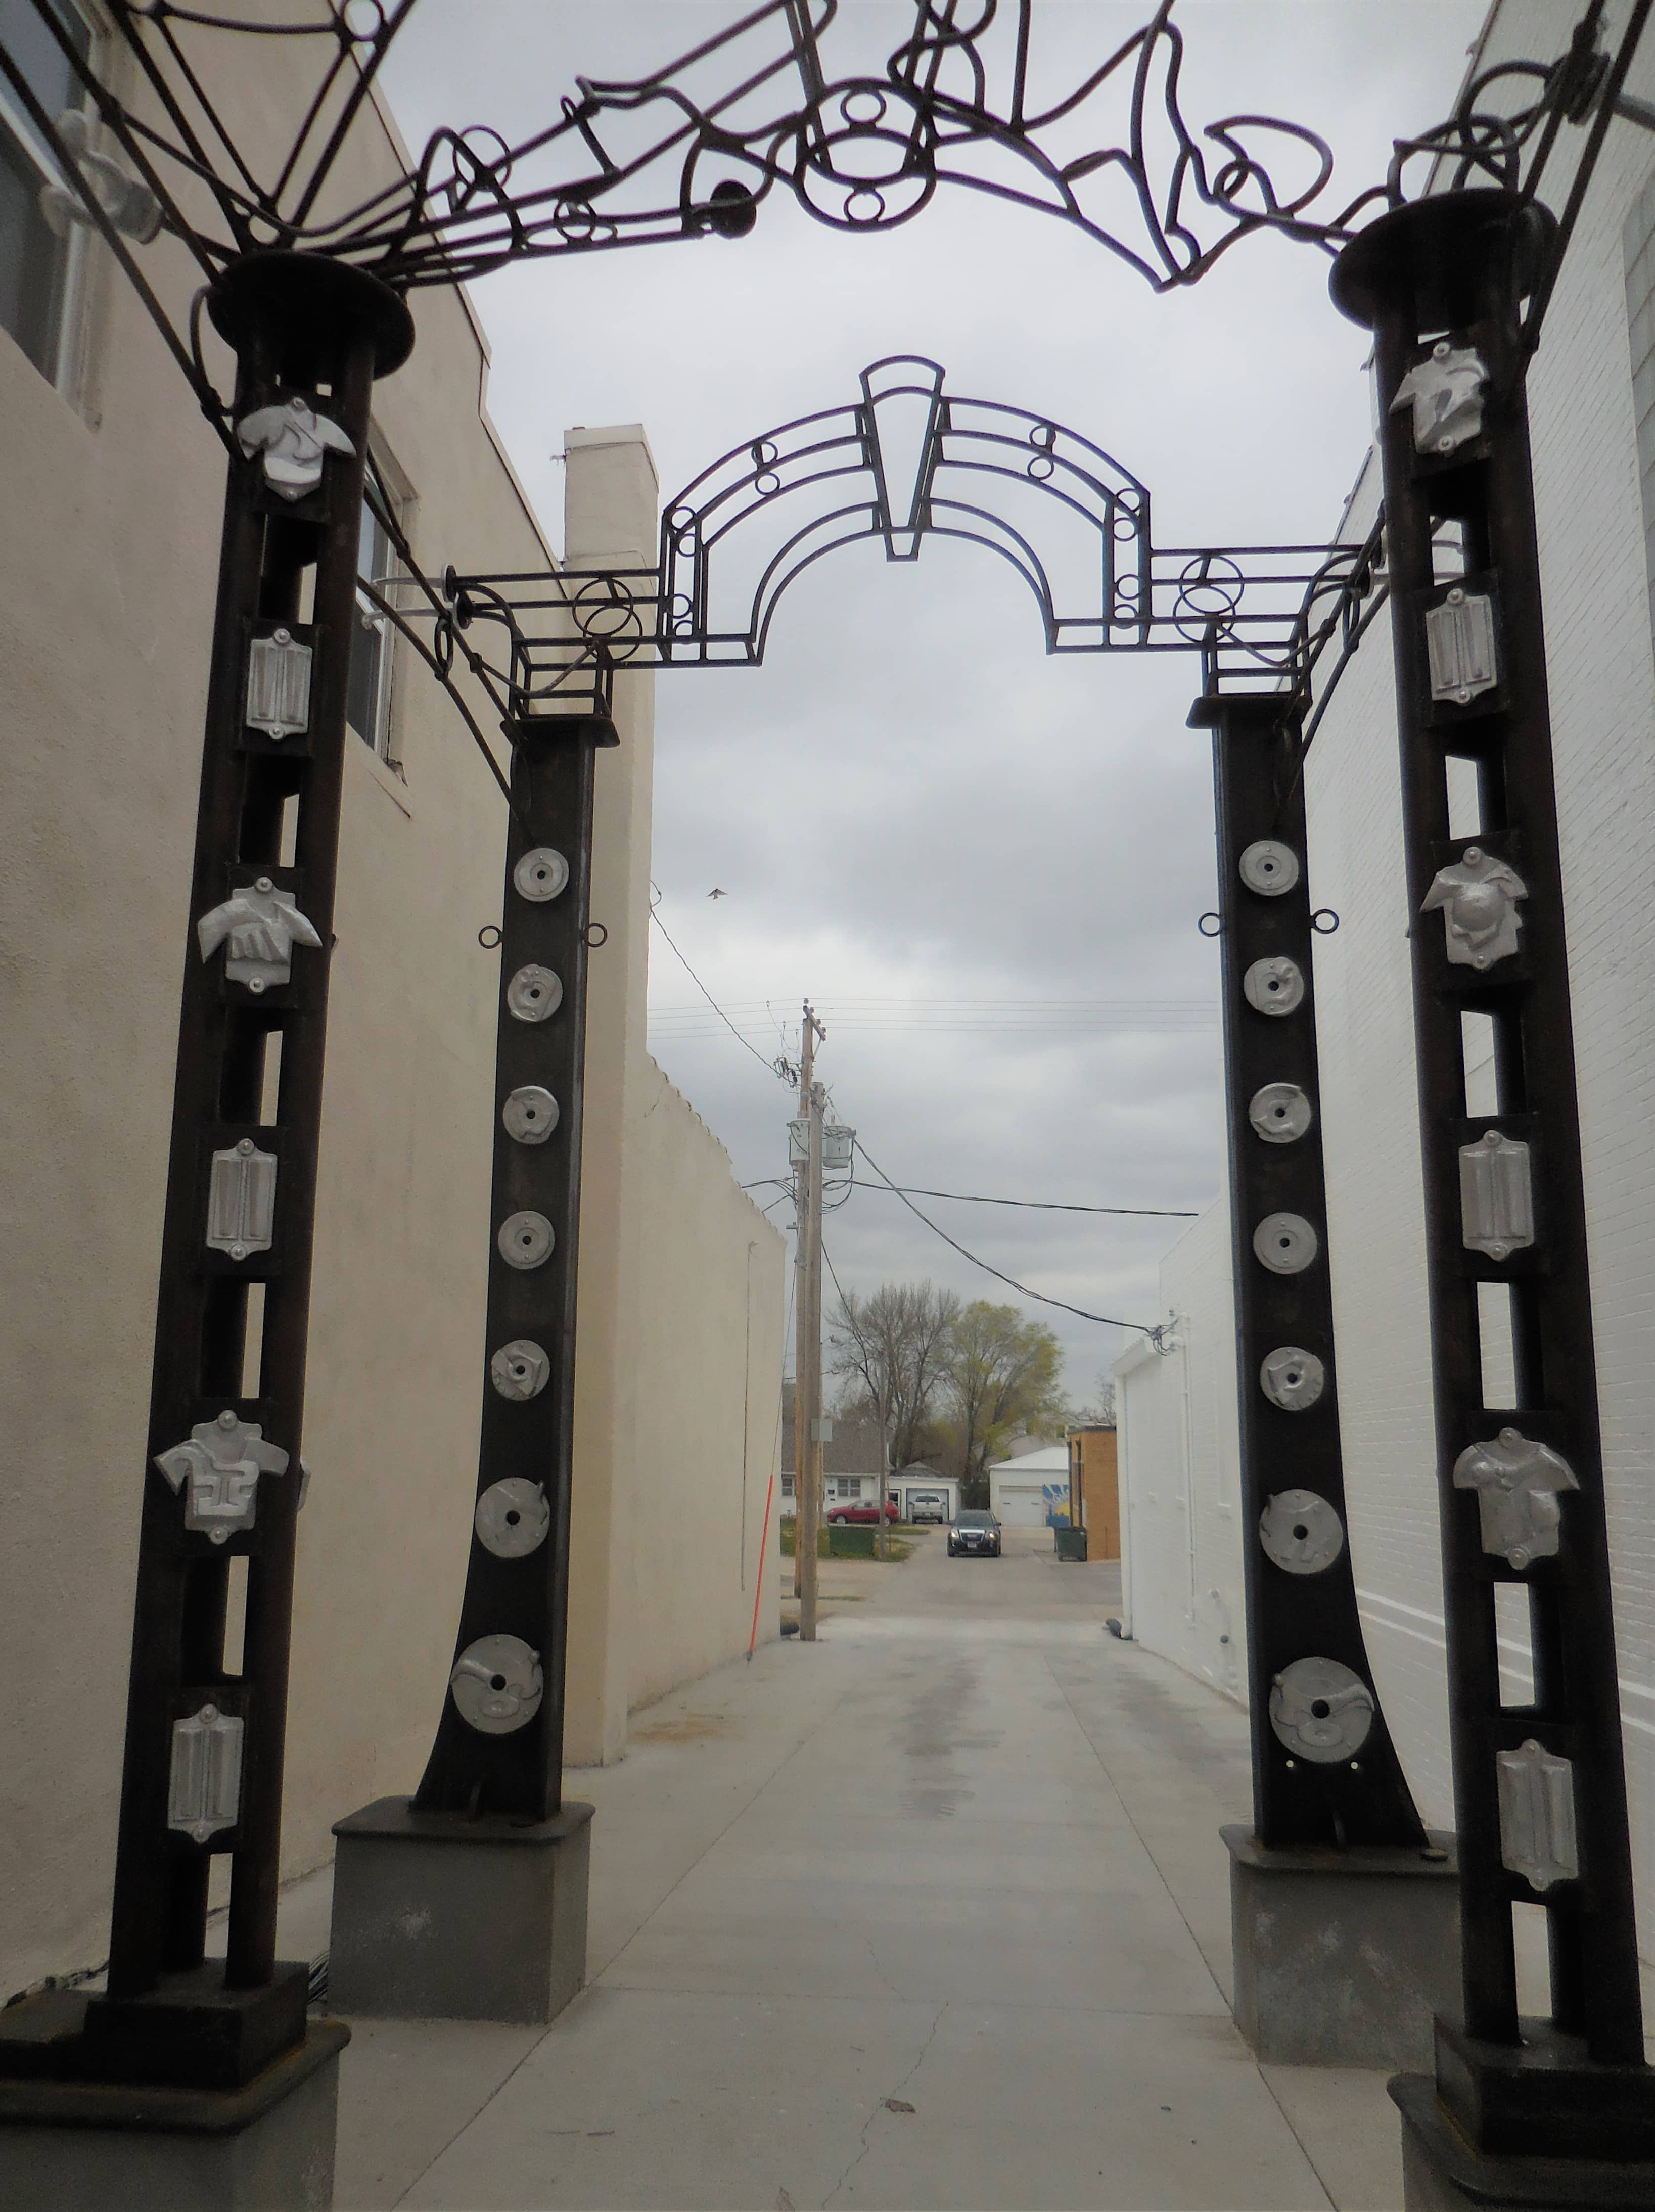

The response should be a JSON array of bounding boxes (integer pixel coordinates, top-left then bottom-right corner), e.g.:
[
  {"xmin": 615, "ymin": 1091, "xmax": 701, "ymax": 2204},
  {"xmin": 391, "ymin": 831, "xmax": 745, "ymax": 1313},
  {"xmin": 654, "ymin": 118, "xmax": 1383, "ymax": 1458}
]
[
  {"xmin": 1197, "ymin": 693, "xmax": 1426, "ymax": 1849},
  {"xmin": 412, "ymin": 716, "xmax": 611, "ymax": 1819},
  {"xmin": 1334, "ymin": 191, "xmax": 1655, "ymax": 2167},
  {"xmin": 71, "ymin": 253, "xmax": 411, "ymax": 2088}
]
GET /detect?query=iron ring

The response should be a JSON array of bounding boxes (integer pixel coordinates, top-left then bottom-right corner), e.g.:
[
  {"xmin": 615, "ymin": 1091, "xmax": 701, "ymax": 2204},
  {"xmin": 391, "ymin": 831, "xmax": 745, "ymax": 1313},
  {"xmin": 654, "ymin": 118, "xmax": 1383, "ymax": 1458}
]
[
  {"xmin": 1198, "ymin": 912, "xmax": 1223, "ymax": 938},
  {"xmin": 585, "ymin": 921, "xmax": 609, "ymax": 949},
  {"xmin": 1311, "ymin": 908, "xmax": 1341, "ymax": 934},
  {"xmin": 478, "ymin": 925, "xmax": 502, "ymax": 950}
]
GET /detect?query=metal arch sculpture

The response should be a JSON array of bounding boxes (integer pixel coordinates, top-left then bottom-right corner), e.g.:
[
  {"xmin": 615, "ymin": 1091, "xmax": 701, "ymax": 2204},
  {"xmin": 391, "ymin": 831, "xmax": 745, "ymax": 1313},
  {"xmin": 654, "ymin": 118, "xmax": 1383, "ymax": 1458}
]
[{"xmin": 441, "ymin": 354, "xmax": 1378, "ymax": 714}]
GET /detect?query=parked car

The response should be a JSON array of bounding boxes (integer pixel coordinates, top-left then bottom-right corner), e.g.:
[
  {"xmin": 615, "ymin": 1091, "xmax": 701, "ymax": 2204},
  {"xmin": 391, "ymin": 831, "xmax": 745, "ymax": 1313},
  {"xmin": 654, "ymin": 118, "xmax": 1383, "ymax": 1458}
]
[
  {"xmin": 825, "ymin": 1499, "xmax": 899, "ymax": 1524},
  {"xmin": 905, "ymin": 1491, "xmax": 949, "ymax": 1523},
  {"xmin": 947, "ymin": 1509, "xmax": 1002, "ymax": 1558}
]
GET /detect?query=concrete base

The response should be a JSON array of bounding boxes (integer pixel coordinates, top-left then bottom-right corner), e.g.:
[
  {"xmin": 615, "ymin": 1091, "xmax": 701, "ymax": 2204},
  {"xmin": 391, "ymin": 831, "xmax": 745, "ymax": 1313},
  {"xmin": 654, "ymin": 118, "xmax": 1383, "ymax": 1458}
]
[
  {"xmin": 329, "ymin": 1794, "xmax": 593, "ymax": 2024},
  {"xmin": 0, "ymin": 2020, "xmax": 346, "ymax": 2210},
  {"xmin": 1223, "ymin": 1822, "xmax": 1461, "ymax": 2069},
  {"xmin": 1394, "ymin": 2076, "xmax": 1655, "ymax": 2209}
]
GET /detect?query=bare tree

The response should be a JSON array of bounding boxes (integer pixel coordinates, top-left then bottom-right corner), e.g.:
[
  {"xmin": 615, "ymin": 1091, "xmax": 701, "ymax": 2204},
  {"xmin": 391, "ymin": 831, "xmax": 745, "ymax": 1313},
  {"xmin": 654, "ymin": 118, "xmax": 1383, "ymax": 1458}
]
[
  {"xmin": 1072, "ymin": 1375, "xmax": 1117, "ymax": 1429},
  {"xmin": 828, "ymin": 1281, "xmax": 960, "ymax": 1472}
]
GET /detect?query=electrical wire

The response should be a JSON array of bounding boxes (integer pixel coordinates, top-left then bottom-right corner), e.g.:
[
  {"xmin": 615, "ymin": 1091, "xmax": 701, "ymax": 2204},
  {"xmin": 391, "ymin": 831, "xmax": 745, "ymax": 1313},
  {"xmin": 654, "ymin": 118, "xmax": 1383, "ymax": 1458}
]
[
  {"xmin": 742, "ymin": 1175, "xmax": 1196, "ymax": 1219},
  {"xmin": 648, "ymin": 896, "xmax": 795, "ymax": 1086},
  {"xmin": 850, "ymin": 1139, "xmax": 1160, "ymax": 1337}
]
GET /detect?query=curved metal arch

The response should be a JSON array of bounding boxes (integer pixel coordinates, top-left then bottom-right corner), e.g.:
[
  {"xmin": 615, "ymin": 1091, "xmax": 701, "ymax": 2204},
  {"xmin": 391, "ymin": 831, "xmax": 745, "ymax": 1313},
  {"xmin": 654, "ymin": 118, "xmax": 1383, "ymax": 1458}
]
[{"xmin": 442, "ymin": 354, "xmax": 1372, "ymax": 717}]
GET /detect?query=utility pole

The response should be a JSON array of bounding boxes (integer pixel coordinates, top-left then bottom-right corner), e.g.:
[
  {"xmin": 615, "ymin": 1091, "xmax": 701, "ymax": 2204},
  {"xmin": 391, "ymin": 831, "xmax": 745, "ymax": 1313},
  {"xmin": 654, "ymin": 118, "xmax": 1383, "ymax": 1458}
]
[{"xmin": 793, "ymin": 1003, "xmax": 826, "ymax": 1640}]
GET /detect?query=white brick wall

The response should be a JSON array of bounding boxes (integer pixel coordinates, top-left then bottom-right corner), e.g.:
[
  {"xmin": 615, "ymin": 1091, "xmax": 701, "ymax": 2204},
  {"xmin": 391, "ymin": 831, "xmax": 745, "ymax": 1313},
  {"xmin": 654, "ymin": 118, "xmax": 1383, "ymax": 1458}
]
[{"xmin": 1120, "ymin": 3, "xmax": 1655, "ymax": 1935}]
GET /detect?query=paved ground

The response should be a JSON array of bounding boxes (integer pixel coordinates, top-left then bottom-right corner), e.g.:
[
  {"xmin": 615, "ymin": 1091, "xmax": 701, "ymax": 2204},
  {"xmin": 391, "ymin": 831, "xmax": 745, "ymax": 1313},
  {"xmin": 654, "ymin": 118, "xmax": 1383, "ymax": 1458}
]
[{"xmin": 272, "ymin": 1529, "xmax": 1405, "ymax": 2209}]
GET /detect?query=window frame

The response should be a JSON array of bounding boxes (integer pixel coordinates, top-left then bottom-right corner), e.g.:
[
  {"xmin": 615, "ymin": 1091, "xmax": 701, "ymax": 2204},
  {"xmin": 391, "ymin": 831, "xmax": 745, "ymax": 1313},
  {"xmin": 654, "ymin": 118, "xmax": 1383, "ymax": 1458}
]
[{"xmin": 0, "ymin": 0, "xmax": 100, "ymax": 394}]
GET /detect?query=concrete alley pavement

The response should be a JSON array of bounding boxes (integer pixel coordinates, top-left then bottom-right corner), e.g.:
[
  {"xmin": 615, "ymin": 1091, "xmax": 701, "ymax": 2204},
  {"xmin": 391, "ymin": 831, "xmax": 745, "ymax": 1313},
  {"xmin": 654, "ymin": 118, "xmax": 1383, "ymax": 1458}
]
[{"xmin": 319, "ymin": 1531, "xmax": 1404, "ymax": 2209}]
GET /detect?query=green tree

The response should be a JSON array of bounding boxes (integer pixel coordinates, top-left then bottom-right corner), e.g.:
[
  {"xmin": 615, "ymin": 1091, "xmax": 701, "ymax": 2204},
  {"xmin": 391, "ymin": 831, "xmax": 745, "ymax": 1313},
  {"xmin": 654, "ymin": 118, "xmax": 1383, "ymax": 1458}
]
[{"xmin": 938, "ymin": 1301, "xmax": 1068, "ymax": 1497}]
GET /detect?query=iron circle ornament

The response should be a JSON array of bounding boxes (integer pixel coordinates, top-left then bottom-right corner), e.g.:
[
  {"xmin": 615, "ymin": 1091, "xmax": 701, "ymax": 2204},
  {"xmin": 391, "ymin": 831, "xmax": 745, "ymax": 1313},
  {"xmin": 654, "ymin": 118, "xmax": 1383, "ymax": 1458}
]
[
  {"xmin": 1311, "ymin": 908, "xmax": 1341, "ymax": 934},
  {"xmin": 1269, "ymin": 1656, "xmax": 1374, "ymax": 1764},
  {"xmin": 507, "ymin": 963, "xmax": 563, "ymax": 1023},
  {"xmin": 1253, "ymin": 1211, "xmax": 1319, "ymax": 1274},
  {"xmin": 1248, "ymin": 1082, "xmax": 1313, "ymax": 1144},
  {"xmin": 477, "ymin": 924, "xmax": 502, "ymax": 950},
  {"xmin": 1198, "ymin": 912, "xmax": 1223, "ymax": 938},
  {"xmin": 1239, "ymin": 840, "xmax": 1301, "ymax": 897},
  {"xmin": 792, "ymin": 80, "xmax": 938, "ymax": 231},
  {"xmin": 1243, "ymin": 955, "xmax": 1305, "ymax": 1017},
  {"xmin": 474, "ymin": 1478, "xmax": 550, "ymax": 1560},
  {"xmin": 501, "ymin": 1085, "xmax": 559, "ymax": 1144},
  {"xmin": 1173, "ymin": 552, "xmax": 1245, "ymax": 645},
  {"xmin": 497, "ymin": 1210, "xmax": 555, "ymax": 1271},
  {"xmin": 513, "ymin": 847, "xmax": 569, "ymax": 903},
  {"xmin": 448, "ymin": 1633, "xmax": 543, "ymax": 1734},
  {"xmin": 1259, "ymin": 1490, "xmax": 1346, "ymax": 1576},
  {"xmin": 585, "ymin": 921, "xmax": 609, "ymax": 949}
]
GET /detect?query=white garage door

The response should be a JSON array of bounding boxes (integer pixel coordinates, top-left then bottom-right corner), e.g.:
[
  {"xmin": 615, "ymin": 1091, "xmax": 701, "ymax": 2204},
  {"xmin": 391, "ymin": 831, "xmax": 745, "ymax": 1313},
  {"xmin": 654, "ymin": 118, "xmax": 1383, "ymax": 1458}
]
[{"xmin": 994, "ymin": 1481, "xmax": 1046, "ymax": 1529}]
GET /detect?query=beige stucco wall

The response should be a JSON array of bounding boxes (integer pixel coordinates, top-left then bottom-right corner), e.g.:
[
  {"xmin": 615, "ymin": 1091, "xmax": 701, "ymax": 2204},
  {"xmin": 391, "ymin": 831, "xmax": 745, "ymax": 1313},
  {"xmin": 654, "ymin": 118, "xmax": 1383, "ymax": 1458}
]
[{"xmin": 0, "ymin": 50, "xmax": 784, "ymax": 1998}]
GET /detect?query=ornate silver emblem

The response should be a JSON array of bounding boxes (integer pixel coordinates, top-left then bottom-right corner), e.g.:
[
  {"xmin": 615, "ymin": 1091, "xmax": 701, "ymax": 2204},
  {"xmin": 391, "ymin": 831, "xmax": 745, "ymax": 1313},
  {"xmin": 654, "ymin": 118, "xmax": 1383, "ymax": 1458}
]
[
  {"xmin": 513, "ymin": 848, "xmax": 570, "ymax": 902},
  {"xmin": 1269, "ymin": 1656, "xmax": 1374, "ymax": 1763},
  {"xmin": 501, "ymin": 1086, "xmax": 559, "ymax": 1144},
  {"xmin": 245, "ymin": 628, "xmax": 313, "ymax": 741},
  {"xmin": 497, "ymin": 1211, "xmax": 555, "ymax": 1270},
  {"xmin": 1426, "ymin": 586, "xmax": 1498, "ymax": 705},
  {"xmin": 155, "ymin": 1410, "xmax": 289, "ymax": 1543},
  {"xmin": 1238, "ymin": 840, "xmax": 1300, "ymax": 896},
  {"xmin": 1391, "ymin": 339, "xmax": 1488, "ymax": 456},
  {"xmin": 1259, "ymin": 1490, "xmax": 1345, "ymax": 1576},
  {"xmin": 207, "ymin": 1137, "xmax": 277, "ymax": 1259},
  {"xmin": 474, "ymin": 1479, "xmax": 551, "ymax": 1559},
  {"xmin": 168, "ymin": 1702, "xmax": 244, "ymax": 1844},
  {"xmin": 1459, "ymin": 1130, "xmax": 1534, "ymax": 1261},
  {"xmin": 1248, "ymin": 1082, "xmax": 1312, "ymax": 1144},
  {"xmin": 1421, "ymin": 846, "xmax": 1527, "ymax": 970},
  {"xmin": 1243, "ymin": 956, "xmax": 1304, "ymax": 1017},
  {"xmin": 235, "ymin": 395, "xmax": 355, "ymax": 500},
  {"xmin": 449, "ymin": 1634, "xmax": 544, "ymax": 1734},
  {"xmin": 506, "ymin": 964, "xmax": 563, "ymax": 1023},
  {"xmin": 490, "ymin": 1339, "xmax": 550, "ymax": 1400},
  {"xmin": 197, "ymin": 877, "xmax": 322, "ymax": 993},
  {"xmin": 38, "ymin": 109, "xmax": 162, "ymax": 244},
  {"xmin": 1452, "ymin": 1427, "xmax": 1578, "ymax": 1570},
  {"xmin": 1497, "ymin": 1739, "xmax": 1579, "ymax": 1892},
  {"xmin": 1253, "ymin": 1212, "xmax": 1318, "ymax": 1275},
  {"xmin": 1260, "ymin": 1347, "xmax": 1325, "ymax": 1411}
]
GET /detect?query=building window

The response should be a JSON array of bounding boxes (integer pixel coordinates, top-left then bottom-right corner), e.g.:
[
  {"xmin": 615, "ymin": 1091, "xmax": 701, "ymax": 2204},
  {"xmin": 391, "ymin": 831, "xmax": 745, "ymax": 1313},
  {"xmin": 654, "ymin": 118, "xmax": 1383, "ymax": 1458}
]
[
  {"xmin": 347, "ymin": 493, "xmax": 397, "ymax": 759},
  {"xmin": 0, "ymin": 0, "xmax": 95, "ymax": 386}
]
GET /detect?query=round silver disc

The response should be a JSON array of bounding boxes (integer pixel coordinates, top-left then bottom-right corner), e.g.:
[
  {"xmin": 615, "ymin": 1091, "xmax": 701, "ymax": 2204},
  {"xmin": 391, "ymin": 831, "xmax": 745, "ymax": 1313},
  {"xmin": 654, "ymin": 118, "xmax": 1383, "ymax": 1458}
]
[
  {"xmin": 1243, "ymin": 956, "xmax": 1305, "ymax": 1017},
  {"xmin": 506, "ymin": 963, "xmax": 563, "ymax": 1023},
  {"xmin": 475, "ymin": 1478, "xmax": 550, "ymax": 1559},
  {"xmin": 1253, "ymin": 1212, "xmax": 1318, "ymax": 1275},
  {"xmin": 501, "ymin": 1086, "xmax": 559, "ymax": 1144},
  {"xmin": 1239, "ymin": 840, "xmax": 1301, "ymax": 897},
  {"xmin": 1268, "ymin": 1655, "xmax": 1373, "ymax": 1763},
  {"xmin": 449, "ymin": 1633, "xmax": 543, "ymax": 1734},
  {"xmin": 490, "ymin": 1338, "xmax": 549, "ymax": 1400},
  {"xmin": 497, "ymin": 1210, "xmax": 555, "ymax": 1270},
  {"xmin": 1260, "ymin": 1346, "xmax": 1326, "ymax": 1411},
  {"xmin": 1248, "ymin": 1082, "xmax": 1313, "ymax": 1144},
  {"xmin": 1259, "ymin": 1489, "xmax": 1345, "ymax": 1575},
  {"xmin": 513, "ymin": 847, "xmax": 569, "ymax": 903}
]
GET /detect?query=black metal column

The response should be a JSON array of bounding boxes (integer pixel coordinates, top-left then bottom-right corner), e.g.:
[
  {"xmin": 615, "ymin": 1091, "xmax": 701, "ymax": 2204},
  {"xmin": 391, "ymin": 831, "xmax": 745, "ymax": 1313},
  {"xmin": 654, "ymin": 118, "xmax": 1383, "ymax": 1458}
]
[
  {"xmin": 1198, "ymin": 693, "xmax": 1425, "ymax": 1850},
  {"xmin": 69, "ymin": 254, "xmax": 412, "ymax": 2090},
  {"xmin": 412, "ymin": 716, "xmax": 610, "ymax": 1821},
  {"xmin": 1334, "ymin": 192, "xmax": 1655, "ymax": 2160}
]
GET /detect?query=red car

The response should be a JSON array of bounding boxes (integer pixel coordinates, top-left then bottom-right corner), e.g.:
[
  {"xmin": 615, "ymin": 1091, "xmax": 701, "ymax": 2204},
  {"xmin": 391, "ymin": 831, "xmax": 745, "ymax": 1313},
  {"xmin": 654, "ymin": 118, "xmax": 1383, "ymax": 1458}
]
[{"xmin": 826, "ymin": 1500, "xmax": 898, "ymax": 1524}]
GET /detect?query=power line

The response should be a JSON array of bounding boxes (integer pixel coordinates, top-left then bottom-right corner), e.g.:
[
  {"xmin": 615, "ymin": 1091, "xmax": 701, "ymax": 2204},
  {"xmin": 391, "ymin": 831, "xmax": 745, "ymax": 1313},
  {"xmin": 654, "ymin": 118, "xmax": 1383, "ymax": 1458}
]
[
  {"xmin": 647, "ymin": 898, "xmax": 794, "ymax": 1085},
  {"xmin": 742, "ymin": 1175, "xmax": 1197, "ymax": 1219},
  {"xmin": 851, "ymin": 1140, "xmax": 1159, "ymax": 1338}
]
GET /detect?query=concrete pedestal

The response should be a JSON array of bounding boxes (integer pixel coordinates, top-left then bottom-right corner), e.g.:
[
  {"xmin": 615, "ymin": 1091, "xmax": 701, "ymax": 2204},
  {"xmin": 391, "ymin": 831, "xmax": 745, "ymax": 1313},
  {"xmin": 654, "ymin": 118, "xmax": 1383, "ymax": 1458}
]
[
  {"xmin": 1394, "ymin": 2075, "xmax": 1655, "ymax": 2209},
  {"xmin": 0, "ymin": 2019, "xmax": 347, "ymax": 2210},
  {"xmin": 329, "ymin": 1794, "xmax": 593, "ymax": 2023},
  {"xmin": 1223, "ymin": 1823, "xmax": 1461, "ymax": 2068}
]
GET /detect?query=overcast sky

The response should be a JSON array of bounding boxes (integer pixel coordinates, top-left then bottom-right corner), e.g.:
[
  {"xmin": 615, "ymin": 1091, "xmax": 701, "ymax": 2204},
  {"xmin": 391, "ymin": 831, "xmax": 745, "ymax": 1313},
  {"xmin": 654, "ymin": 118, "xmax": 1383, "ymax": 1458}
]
[{"xmin": 380, "ymin": 3, "xmax": 1484, "ymax": 1399}]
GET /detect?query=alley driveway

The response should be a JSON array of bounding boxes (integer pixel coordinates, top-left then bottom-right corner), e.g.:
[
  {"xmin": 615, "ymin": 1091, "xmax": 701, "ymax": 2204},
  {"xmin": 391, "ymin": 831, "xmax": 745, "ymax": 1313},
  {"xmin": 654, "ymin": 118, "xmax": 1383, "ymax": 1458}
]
[{"xmin": 328, "ymin": 1533, "xmax": 1402, "ymax": 2209}]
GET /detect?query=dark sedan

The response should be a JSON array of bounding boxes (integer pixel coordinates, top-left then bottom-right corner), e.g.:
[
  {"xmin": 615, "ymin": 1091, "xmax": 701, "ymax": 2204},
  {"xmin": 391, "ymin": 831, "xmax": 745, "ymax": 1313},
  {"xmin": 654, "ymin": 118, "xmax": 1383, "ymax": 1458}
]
[{"xmin": 947, "ymin": 1509, "xmax": 1002, "ymax": 1558}]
